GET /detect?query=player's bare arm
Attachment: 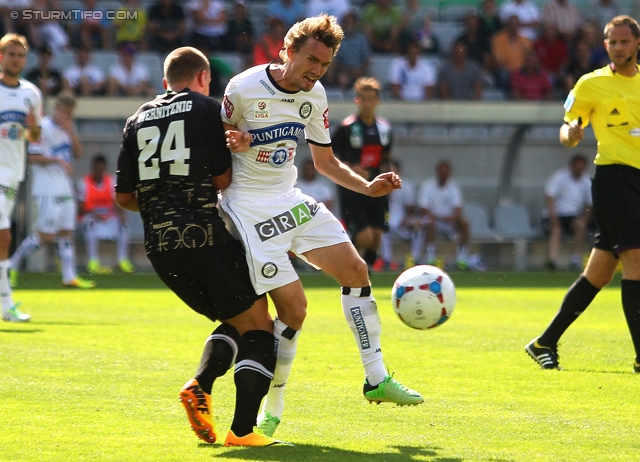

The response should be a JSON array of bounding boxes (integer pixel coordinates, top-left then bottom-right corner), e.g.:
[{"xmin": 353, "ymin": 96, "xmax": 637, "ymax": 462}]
[
  {"xmin": 115, "ymin": 192, "xmax": 139, "ymax": 212},
  {"xmin": 212, "ymin": 167, "xmax": 232, "ymax": 191},
  {"xmin": 310, "ymin": 144, "xmax": 400, "ymax": 197}
]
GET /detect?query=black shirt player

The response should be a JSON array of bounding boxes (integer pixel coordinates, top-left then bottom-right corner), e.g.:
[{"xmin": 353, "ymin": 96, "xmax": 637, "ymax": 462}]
[
  {"xmin": 115, "ymin": 46, "xmax": 286, "ymax": 447},
  {"xmin": 331, "ymin": 77, "xmax": 392, "ymax": 267}
]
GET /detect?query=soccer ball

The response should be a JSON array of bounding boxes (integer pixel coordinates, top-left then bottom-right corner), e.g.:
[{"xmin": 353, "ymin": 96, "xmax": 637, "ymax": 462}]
[{"xmin": 391, "ymin": 265, "xmax": 456, "ymax": 330}]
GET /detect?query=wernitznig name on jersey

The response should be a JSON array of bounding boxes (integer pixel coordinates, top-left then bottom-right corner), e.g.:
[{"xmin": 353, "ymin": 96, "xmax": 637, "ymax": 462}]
[{"xmin": 137, "ymin": 100, "xmax": 193, "ymax": 123}]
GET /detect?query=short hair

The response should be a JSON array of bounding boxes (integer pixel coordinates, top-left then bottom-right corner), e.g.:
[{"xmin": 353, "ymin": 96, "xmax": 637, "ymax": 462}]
[
  {"xmin": 354, "ymin": 77, "xmax": 382, "ymax": 98},
  {"xmin": 163, "ymin": 47, "xmax": 210, "ymax": 86},
  {"xmin": 92, "ymin": 154, "xmax": 107, "ymax": 166},
  {"xmin": 56, "ymin": 93, "xmax": 76, "ymax": 108},
  {"xmin": 280, "ymin": 14, "xmax": 344, "ymax": 63},
  {"xmin": 570, "ymin": 154, "xmax": 587, "ymax": 165},
  {"xmin": 0, "ymin": 33, "xmax": 29, "ymax": 53},
  {"xmin": 604, "ymin": 15, "xmax": 640, "ymax": 39}
]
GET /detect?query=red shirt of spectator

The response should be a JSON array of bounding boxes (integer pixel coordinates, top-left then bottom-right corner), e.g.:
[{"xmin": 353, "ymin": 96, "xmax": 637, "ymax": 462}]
[
  {"xmin": 510, "ymin": 50, "xmax": 552, "ymax": 100},
  {"xmin": 534, "ymin": 23, "xmax": 568, "ymax": 77}
]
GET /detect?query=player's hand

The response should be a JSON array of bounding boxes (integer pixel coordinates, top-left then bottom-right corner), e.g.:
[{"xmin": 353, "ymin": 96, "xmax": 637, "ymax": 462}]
[
  {"xmin": 59, "ymin": 159, "xmax": 73, "ymax": 176},
  {"xmin": 567, "ymin": 117, "xmax": 584, "ymax": 143},
  {"xmin": 53, "ymin": 112, "xmax": 74, "ymax": 133},
  {"xmin": 366, "ymin": 171, "xmax": 401, "ymax": 197},
  {"xmin": 25, "ymin": 108, "xmax": 37, "ymax": 129},
  {"xmin": 225, "ymin": 129, "xmax": 252, "ymax": 152}
]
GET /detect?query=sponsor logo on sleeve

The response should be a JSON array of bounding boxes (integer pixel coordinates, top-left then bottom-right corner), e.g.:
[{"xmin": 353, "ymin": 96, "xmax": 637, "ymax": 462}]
[
  {"xmin": 323, "ymin": 108, "xmax": 330, "ymax": 129},
  {"xmin": 223, "ymin": 95, "xmax": 234, "ymax": 119}
]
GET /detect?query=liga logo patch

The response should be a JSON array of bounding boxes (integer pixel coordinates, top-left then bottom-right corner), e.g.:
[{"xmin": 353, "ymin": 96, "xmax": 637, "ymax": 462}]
[
  {"xmin": 254, "ymin": 200, "xmax": 319, "ymax": 242},
  {"xmin": 254, "ymin": 100, "xmax": 270, "ymax": 119}
]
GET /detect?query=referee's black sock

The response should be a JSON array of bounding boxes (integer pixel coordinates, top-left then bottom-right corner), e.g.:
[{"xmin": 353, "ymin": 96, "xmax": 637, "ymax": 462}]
[
  {"xmin": 539, "ymin": 275, "xmax": 600, "ymax": 347},
  {"xmin": 195, "ymin": 323, "xmax": 240, "ymax": 395},
  {"xmin": 621, "ymin": 279, "xmax": 640, "ymax": 360}
]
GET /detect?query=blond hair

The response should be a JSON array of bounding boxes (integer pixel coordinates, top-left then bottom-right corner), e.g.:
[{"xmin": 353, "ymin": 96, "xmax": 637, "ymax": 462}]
[
  {"xmin": 0, "ymin": 33, "xmax": 29, "ymax": 53},
  {"xmin": 354, "ymin": 77, "xmax": 382, "ymax": 98},
  {"xmin": 280, "ymin": 14, "xmax": 344, "ymax": 63}
]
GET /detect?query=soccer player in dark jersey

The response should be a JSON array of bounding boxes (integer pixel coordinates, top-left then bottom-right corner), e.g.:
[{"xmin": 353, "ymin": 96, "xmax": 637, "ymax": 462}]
[
  {"xmin": 525, "ymin": 15, "xmax": 640, "ymax": 373},
  {"xmin": 331, "ymin": 77, "xmax": 392, "ymax": 270},
  {"xmin": 115, "ymin": 46, "xmax": 287, "ymax": 447}
]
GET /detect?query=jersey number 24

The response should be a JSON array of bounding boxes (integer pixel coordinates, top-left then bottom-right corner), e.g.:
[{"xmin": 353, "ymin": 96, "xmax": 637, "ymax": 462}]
[{"xmin": 137, "ymin": 120, "xmax": 190, "ymax": 180}]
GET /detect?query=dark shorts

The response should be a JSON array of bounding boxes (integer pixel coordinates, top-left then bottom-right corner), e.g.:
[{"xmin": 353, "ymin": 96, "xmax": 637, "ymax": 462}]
[
  {"xmin": 540, "ymin": 216, "xmax": 578, "ymax": 237},
  {"xmin": 591, "ymin": 164, "xmax": 640, "ymax": 256},
  {"xmin": 340, "ymin": 193, "xmax": 388, "ymax": 239},
  {"xmin": 148, "ymin": 239, "xmax": 263, "ymax": 322}
]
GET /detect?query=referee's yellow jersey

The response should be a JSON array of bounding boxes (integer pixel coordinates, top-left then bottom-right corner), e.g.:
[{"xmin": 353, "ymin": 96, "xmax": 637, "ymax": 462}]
[{"xmin": 563, "ymin": 63, "xmax": 640, "ymax": 169}]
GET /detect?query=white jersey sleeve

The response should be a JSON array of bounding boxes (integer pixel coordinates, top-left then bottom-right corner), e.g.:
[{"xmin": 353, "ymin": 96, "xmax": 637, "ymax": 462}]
[{"xmin": 29, "ymin": 116, "xmax": 75, "ymax": 197}]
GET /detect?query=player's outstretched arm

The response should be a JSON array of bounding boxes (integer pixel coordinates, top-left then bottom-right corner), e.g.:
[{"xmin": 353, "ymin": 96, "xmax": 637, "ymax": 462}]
[{"xmin": 115, "ymin": 192, "xmax": 139, "ymax": 212}]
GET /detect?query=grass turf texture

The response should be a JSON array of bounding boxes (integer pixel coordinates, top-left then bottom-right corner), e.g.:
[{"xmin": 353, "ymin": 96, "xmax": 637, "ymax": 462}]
[{"xmin": 1, "ymin": 271, "xmax": 637, "ymax": 461}]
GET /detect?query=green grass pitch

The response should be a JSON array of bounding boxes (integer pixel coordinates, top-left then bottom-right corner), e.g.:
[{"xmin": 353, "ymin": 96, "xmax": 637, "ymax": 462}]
[{"xmin": 1, "ymin": 270, "xmax": 638, "ymax": 461}]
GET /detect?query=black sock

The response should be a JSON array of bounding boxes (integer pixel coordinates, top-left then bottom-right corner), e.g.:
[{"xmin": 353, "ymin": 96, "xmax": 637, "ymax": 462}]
[
  {"xmin": 363, "ymin": 249, "xmax": 378, "ymax": 266},
  {"xmin": 195, "ymin": 323, "xmax": 240, "ymax": 395},
  {"xmin": 230, "ymin": 329, "xmax": 275, "ymax": 437},
  {"xmin": 539, "ymin": 275, "xmax": 600, "ymax": 347},
  {"xmin": 621, "ymin": 279, "xmax": 640, "ymax": 359}
]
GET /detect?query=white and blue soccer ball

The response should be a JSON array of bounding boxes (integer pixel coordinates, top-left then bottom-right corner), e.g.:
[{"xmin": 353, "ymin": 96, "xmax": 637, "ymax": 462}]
[{"xmin": 391, "ymin": 265, "xmax": 456, "ymax": 330}]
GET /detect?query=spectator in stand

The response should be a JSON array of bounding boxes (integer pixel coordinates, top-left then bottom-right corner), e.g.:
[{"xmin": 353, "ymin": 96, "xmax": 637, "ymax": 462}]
[
  {"xmin": 78, "ymin": 154, "xmax": 135, "ymax": 275},
  {"xmin": 0, "ymin": 0, "xmax": 36, "ymax": 47},
  {"xmin": 224, "ymin": 0, "xmax": 253, "ymax": 62},
  {"xmin": 541, "ymin": 154, "xmax": 592, "ymax": 271},
  {"xmin": 491, "ymin": 15, "xmax": 532, "ymax": 90},
  {"xmin": 456, "ymin": 13, "xmax": 496, "ymax": 86},
  {"xmin": 324, "ymin": 11, "xmax": 370, "ymax": 90},
  {"xmin": 389, "ymin": 38, "xmax": 437, "ymax": 101},
  {"xmin": 362, "ymin": 0, "xmax": 402, "ymax": 54},
  {"xmin": 500, "ymin": 0, "xmax": 541, "ymax": 40},
  {"xmin": 115, "ymin": 0, "xmax": 148, "ymax": 49},
  {"xmin": 411, "ymin": 15, "xmax": 440, "ymax": 56},
  {"xmin": 146, "ymin": 0, "xmax": 187, "ymax": 54},
  {"xmin": 478, "ymin": 0, "xmax": 502, "ymax": 38},
  {"xmin": 75, "ymin": 0, "xmax": 112, "ymax": 50},
  {"xmin": 534, "ymin": 23, "xmax": 569, "ymax": 88},
  {"xmin": 296, "ymin": 158, "xmax": 336, "ymax": 214},
  {"xmin": 106, "ymin": 43, "xmax": 155, "ymax": 97},
  {"xmin": 306, "ymin": 0, "xmax": 350, "ymax": 24},
  {"xmin": 562, "ymin": 40, "xmax": 598, "ymax": 95},
  {"xmin": 252, "ymin": 17, "xmax": 285, "ymax": 66},
  {"xmin": 31, "ymin": 0, "xmax": 69, "ymax": 53},
  {"xmin": 25, "ymin": 45, "xmax": 62, "ymax": 98},
  {"xmin": 541, "ymin": 0, "xmax": 582, "ymax": 43},
  {"xmin": 573, "ymin": 20, "xmax": 609, "ymax": 68},
  {"xmin": 267, "ymin": 0, "xmax": 305, "ymax": 29},
  {"xmin": 62, "ymin": 46, "xmax": 105, "ymax": 96},
  {"xmin": 438, "ymin": 39, "xmax": 483, "ymax": 100},
  {"xmin": 187, "ymin": 0, "xmax": 228, "ymax": 52},
  {"xmin": 510, "ymin": 48, "xmax": 553, "ymax": 100},
  {"xmin": 377, "ymin": 159, "xmax": 421, "ymax": 272},
  {"xmin": 417, "ymin": 160, "xmax": 471, "ymax": 270},
  {"xmin": 587, "ymin": 0, "xmax": 628, "ymax": 31},
  {"xmin": 399, "ymin": 0, "xmax": 431, "ymax": 48}
]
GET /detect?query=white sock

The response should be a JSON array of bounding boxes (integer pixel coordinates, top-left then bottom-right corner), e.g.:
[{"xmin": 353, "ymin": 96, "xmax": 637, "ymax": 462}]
[
  {"xmin": 117, "ymin": 224, "xmax": 130, "ymax": 262},
  {"xmin": 83, "ymin": 222, "xmax": 99, "ymax": 261},
  {"xmin": 57, "ymin": 238, "xmax": 77, "ymax": 283},
  {"xmin": 341, "ymin": 287, "xmax": 387, "ymax": 386},
  {"xmin": 426, "ymin": 243, "xmax": 437, "ymax": 262},
  {"xmin": 260, "ymin": 318, "xmax": 300, "ymax": 420},
  {"xmin": 380, "ymin": 232, "xmax": 392, "ymax": 263},
  {"xmin": 0, "ymin": 260, "xmax": 14, "ymax": 313},
  {"xmin": 10, "ymin": 233, "xmax": 41, "ymax": 269},
  {"xmin": 457, "ymin": 245, "xmax": 468, "ymax": 263}
]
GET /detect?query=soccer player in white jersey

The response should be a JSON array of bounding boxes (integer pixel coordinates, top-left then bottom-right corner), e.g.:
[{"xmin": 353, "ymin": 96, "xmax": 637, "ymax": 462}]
[
  {"xmin": 10, "ymin": 94, "xmax": 95, "ymax": 289},
  {"xmin": 221, "ymin": 14, "xmax": 424, "ymax": 437},
  {"xmin": 0, "ymin": 34, "xmax": 43, "ymax": 322}
]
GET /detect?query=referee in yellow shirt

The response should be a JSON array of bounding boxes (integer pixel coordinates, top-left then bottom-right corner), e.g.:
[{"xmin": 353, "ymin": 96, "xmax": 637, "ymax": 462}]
[{"xmin": 526, "ymin": 15, "xmax": 640, "ymax": 372}]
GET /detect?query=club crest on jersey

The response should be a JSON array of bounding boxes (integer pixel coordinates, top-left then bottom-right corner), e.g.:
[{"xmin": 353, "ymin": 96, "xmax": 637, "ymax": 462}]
[
  {"xmin": 254, "ymin": 200, "xmax": 319, "ymax": 242},
  {"xmin": 255, "ymin": 143, "xmax": 293, "ymax": 167},
  {"xmin": 262, "ymin": 262, "xmax": 278, "ymax": 278},
  {"xmin": 299, "ymin": 102, "xmax": 312, "ymax": 119},
  {"xmin": 223, "ymin": 95, "xmax": 234, "ymax": 118},
  {"xmin": 23, "ymin": 98, "xmax": 32, "ymax": 109},
  {"xmin": 254, "ymin": 100, "xmax": 270, "ymax": 119}
]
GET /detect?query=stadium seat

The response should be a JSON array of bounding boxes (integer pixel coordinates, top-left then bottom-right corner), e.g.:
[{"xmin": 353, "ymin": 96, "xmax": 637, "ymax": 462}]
[
  {"xmin": 368, "ymin": 55, "xmax": 396, "ymax": 87},
  {"xmin": 439, "ymin": 5, "xmax": 477, "ymax": 22},
  {"xmin": 492, "ymin": 204, "xmax": 540, "ymax": 239},
  {"xmin": 449, "ymin": 125, "xmax": 490, "ymax": 140},
  {"xmin": 432, "ymin": 22, "xmax": 465, "ymax": 58},
  {"xmin": 464, "ymin": 203, "xmax": 498, "ymax": 240},
  {"xmin": 409, "ymin": 124, "xmax": 449, "ymax": 140}
]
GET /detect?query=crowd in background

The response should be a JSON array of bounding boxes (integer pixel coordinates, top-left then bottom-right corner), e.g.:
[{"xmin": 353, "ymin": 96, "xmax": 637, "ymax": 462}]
[{"xmin": 0, "ymin": 0, "xmax": 633, "ymax": 100}]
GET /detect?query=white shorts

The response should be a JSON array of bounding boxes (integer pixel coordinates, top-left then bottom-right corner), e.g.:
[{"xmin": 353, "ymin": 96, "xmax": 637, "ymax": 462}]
[
  {"xmin": 219, "ymin": 189, "xmax": 351, "ymax": 294},
  {"xmin": 0, "ymin": 185, "xmax": 18, "ymax": 230},
  {"xmin": 33, "ymin": 195, "xmax": 77, "ymax": 234},
  {"xmin": 82, "ymin": 214, "xmax": 121, "ymax": 240}
]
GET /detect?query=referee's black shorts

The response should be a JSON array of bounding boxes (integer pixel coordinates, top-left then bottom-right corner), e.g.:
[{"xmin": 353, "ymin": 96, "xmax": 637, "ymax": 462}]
[
  {"xmin": 148, "ymin": 239, "xmax": 263, "ymax": 322},
  {"xmin": 592, "ymin": 164, "xmax": 640, "ymax": 256}
]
